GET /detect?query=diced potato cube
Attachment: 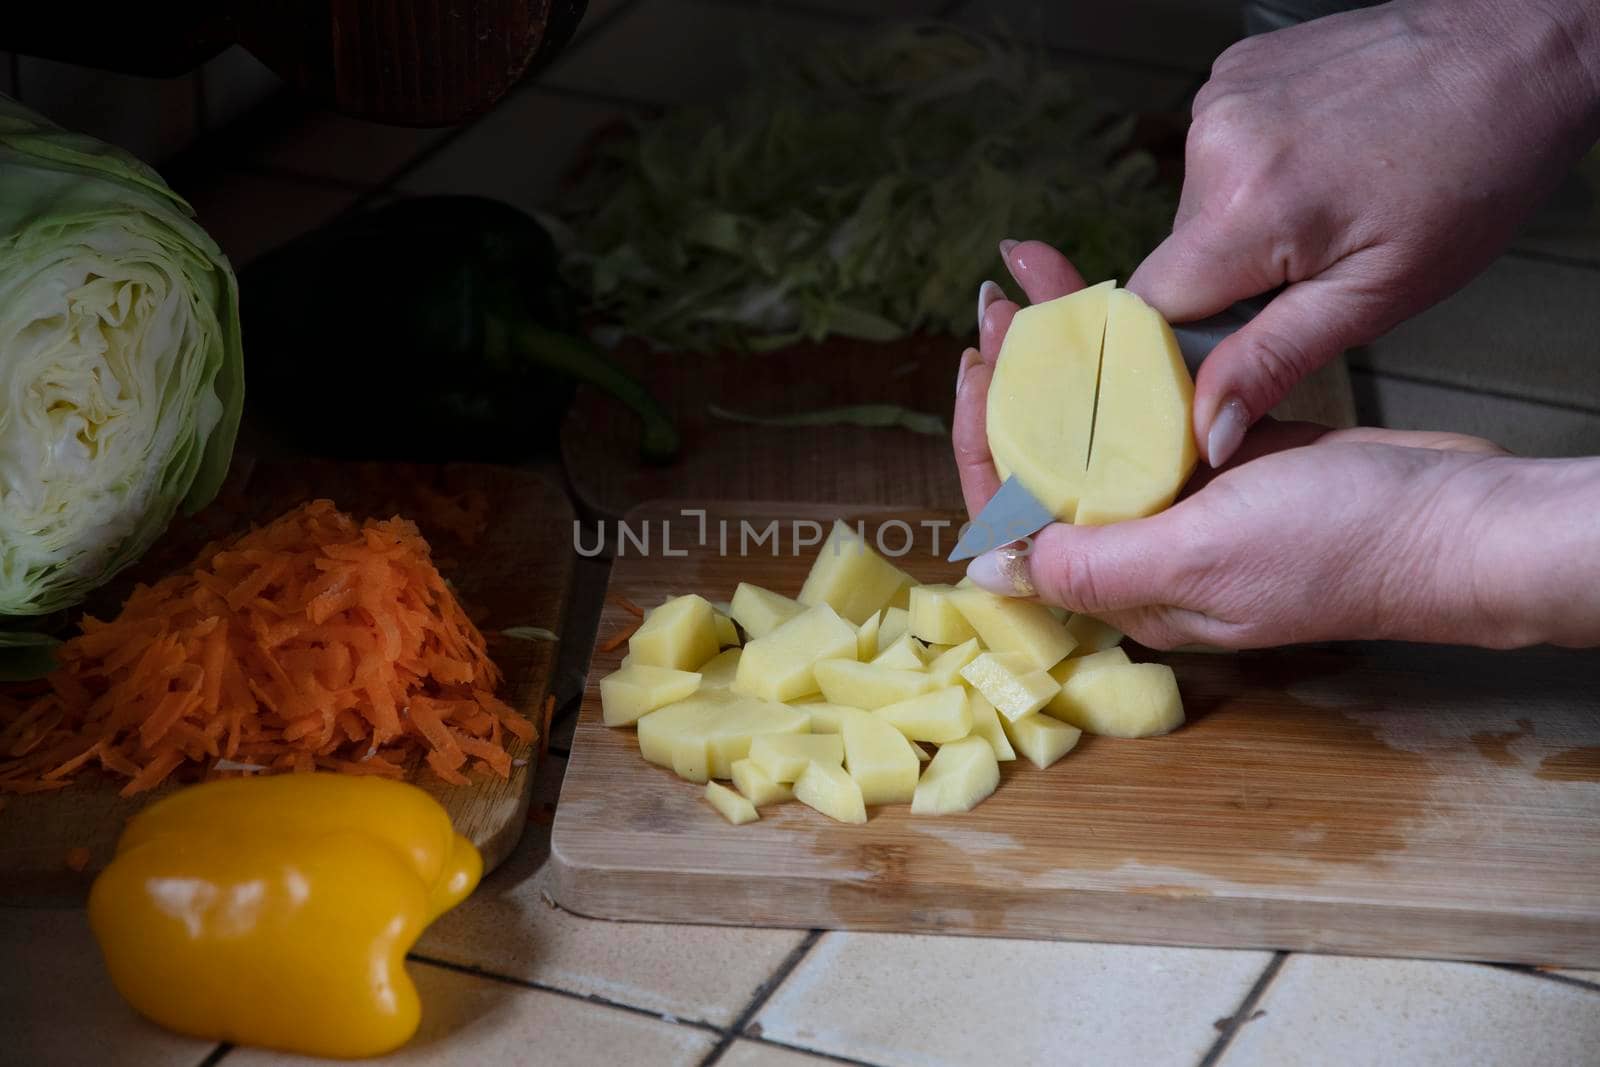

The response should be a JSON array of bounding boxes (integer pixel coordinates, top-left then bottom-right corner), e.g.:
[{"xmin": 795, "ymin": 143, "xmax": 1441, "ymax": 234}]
[
  {"xmin": 794, "ymin": 760, "xmax": 868, "ymax": 824},
  {"xmin": 733, "ymin": 604, "xmax": 859, "ymax": 702},
  {"xmin": 870, "ymin": 634, "xmax": 926, "ymax": 671},
  {"xmin": 749, "ymin": 733, "xmax": 846, "ymax": 783},
  {"xmin": 878, "ymin": 606, "xmax": 910, "ymax": 648},
  {"xmin": 948, "ymin": 587, "xmax": 1076, "ymax": 669},
  {"xmin": 925, "ymin": 638, "xmax": 981, "ymax": 688},
  {"xmin": 671, "ymin": 736, "xmax": 712, "ymax": 783},
  {"xmin": 637, "ymin": 691, "xmax": 810, "ymax": 779},
  {"xmin": 815, "ymin": 659, "xmax": 934, "ymax": 709},
  {"xmin": 1001, "ymin": 713, "xmax": 1081, "ymax": 769},
  {"xmin": 875, "ymin": 686, "xmax": 972, "ymax": 743},
  {"xmin": 966, "ymin": 691, "xmax": 1017, "ymax": 761},
  {"xmin": 805, "ymin": 702, "xmax": 868, "ymax": 733},
  {"xmin": 1048, "ymin": 662, "xmax": 1185, "ymax": 737},
  {"xmin": 1064, "ymin": 614, "xmax": 1123, "ymax": 655},
  {"xmin": 714, "ymin": 612, "xmax": 740, "ymax": 648},
  {"xmin": 698, "ymin": 648, "xmax": 742, "ymax": 689},
  {"xmin": 960, "ymin": 651, "xmax": 1060, "ymax": 721},
  {"xmin": 911, "ymin": 736, "xmax": 1000, "ymax": 815},
  {"xmin": 798, "ymin": 520, "xmax": 916, "ymax": 625},
  {"xmin": 1046, "ymin": 647, "xmax": 1131, "ymax": 721},
  {"xmin": 730, "ymin": 582, "xmax": 806, "ymax": 639},
  {"xmin": 731, "ymin": 758, "xmax": 793, "ymax": 806},
  {"xmin": 842, "ymin": 713, "xmax": 920, "ymax": 805},
  {"xmin": 600, "ymin": 664, "xmax": 703, "ymax": 727},
  {"xmin": 856, "ymin": 611, "xmax": 882, "ymax": 660},
  {"xmin": 908, "ymin": 584, "xmax": 978, "ymax": 644},
  {"xmin": 628, "ymin": 594, "xmax": 720, "ymax": 671},
  {"xmin": 705, "ymin": 781, "xmax": 759, "ymax": 825}
]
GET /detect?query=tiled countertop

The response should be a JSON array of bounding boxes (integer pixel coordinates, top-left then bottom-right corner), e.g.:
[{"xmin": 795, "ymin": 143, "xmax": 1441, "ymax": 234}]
[{"xmin": 6, "ymin": 1, "xmax": 1600, "ymax": 1063}]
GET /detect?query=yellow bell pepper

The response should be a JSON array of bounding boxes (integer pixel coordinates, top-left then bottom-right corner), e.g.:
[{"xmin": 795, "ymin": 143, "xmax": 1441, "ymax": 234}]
[{"xmin": 89, "ymin": 774, "xmax": 481, "ymax": 1059}]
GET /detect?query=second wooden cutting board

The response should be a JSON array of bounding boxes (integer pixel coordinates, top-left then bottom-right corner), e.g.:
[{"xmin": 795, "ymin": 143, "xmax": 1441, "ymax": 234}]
[{"xmin": 550, "ymin": 502, "xmax": 1600, "ymax": 967}]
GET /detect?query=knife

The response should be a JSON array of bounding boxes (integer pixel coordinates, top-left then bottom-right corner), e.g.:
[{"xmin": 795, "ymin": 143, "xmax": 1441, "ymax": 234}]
[{"xmin": 948, "ymin": 294, "xmax": 1272, "ymax": 563}]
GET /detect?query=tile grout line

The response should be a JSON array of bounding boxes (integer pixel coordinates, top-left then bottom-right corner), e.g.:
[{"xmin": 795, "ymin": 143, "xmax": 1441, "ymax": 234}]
[
  {"xmin": 408, "ymin": 952, "xmax": 727, "ymax": 1034},
  {"xmin": 1503, "ymin": 246, "xmax": 1600, "ymax": 274},
  {"xmin": 699, "ymin": 929, "xmax": 824, "ymax": 1066},
  {"xmin": 1194, "ymin": 951, "xmax": 1287, "ymax": 1067},
  {"xmin": 1481, "ymin": 962, "xmax": 1600, "ymax": 995},
  {"xmin": 742, "ymin": 1034, "xmax": 886, "ymax": 1067},
  {"xmin": 1347, "ymin": 364, "xmax": 1600, "ymax": 419},
  {"xmin": 193, "ymin": 1042, "xmax": 233, "ymax": 1067}
]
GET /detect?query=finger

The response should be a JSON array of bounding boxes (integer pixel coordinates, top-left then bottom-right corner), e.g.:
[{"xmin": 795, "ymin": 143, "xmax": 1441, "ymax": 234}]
[
  {"xmin": 1000, "ymin": 240, "xmax": 1087, "ymax": 304},
  {"xmin": 1316, "ymin": 426, "xmax": 1512, "ymax": 456},
  {"xmin": 966, "ymin": 510, "xmax": 1196, "ymax": 616},
  {"xmin": 1191, "ymin": 268, "xmax": 1389, "ymax": 466},
  {"xmin": 1125, "ymin": 219, "xmax": 1281, "ymax": 323},
  {"xmin": 979, "ymin": 298, "xmax": 1019, "ymax": 365},
  {"xmin": 952, "ymin": 348, "xmax": 1001, "ymax": 519}
]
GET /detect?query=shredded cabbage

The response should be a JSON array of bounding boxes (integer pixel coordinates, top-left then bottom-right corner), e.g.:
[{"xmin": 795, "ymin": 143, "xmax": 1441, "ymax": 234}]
[{"xmin": 560, "ymin": 23, "xmax": 1176, "ymax": 351}]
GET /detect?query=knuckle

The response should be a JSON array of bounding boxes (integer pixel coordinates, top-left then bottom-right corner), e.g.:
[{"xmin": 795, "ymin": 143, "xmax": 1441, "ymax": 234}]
[
  {"xmin": 1238, "ymin": 327, "xmax": 1316, "ymax": 401},
  {"xmin": 1028, "ymin": 535, "xmax": 1105, "ymax": 614}
]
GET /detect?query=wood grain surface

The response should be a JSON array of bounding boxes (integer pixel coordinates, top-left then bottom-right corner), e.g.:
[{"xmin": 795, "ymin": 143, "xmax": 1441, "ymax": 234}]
[
  {"xmin": 0, "ymin": 462, "xmax": 573, "ymax": 904},
  {"xmin": 550, "ymin": 501, "xmax": 1600, "ymax": 967},
  {"xmin": 561, "ymin": 337, "xmax": 1357, "ymax": 521}
]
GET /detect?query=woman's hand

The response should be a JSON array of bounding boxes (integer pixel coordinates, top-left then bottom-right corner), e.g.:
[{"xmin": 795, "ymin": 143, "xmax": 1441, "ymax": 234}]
[
  {"xmin": 960, "ymin": 241, "xmax": 1543, "ymax": 651},
  {"xmin": 1127, "ymin": 0, "xmax": 1600, "ymax": 468}
]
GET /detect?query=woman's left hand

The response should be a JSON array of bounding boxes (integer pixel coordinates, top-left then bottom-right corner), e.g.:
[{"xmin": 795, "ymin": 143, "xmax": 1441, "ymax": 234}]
[{"xmin": 957, "ymin": 240, "xmax": 1517, "ymax": 650}]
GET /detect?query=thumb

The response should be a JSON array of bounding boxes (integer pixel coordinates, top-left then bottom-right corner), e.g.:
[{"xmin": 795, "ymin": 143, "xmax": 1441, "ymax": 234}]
[
  {"xmin": 1192, "ymin": 267, "xmax": 1386, "ymax": 466},
  {"xmin": 965, "ymin": 512, "xmax": 1194, "ymax": 617},
  {"xmin": 1126, "ymin": 219, "xmax": 1279, "ymax": 323}
]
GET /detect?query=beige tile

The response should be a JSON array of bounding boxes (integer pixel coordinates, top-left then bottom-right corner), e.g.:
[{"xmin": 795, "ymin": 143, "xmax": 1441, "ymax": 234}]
[
  {"xmin": 246, "ymin": 109, "xmax": 446, "ymax": 186},
  {"xmin": 226, "ymin": 961, "xmax": 716, "ymax": 1066},
  {"xmin": 200, "ymin": 46, "xmax": 283, "ymax": 131},
  {"xmin": 1353, "ymin": 372, "xmax": 1600, "ymax": 458},
  {"xmin": 178, "ymin": 171, "xmax": 355, "ymax": 266},
  {"xmin": 415, "ymin": 754, "xmax": 807, "ymax": 1027},
  {"xmin": 1221, "ymin": 956, "xmax": 1600, "ymax": 1067},
  {"xmin": 718, "ymin": 1038, "xmax": 842, "ymax": 1067},
  {"xmin": 954, "ymin": 0, "xmax": 1242, "ymax": 72},
  {"xmin": 752, "ymin": 932, "xmax": 1271, "ymax": 1067},
  {"xmin": 1353, "ymin": 255, "xmax": 1600, "ymax": 411},
  {"xmin": 542, "ymin": 0, "xmax": 841, "ymax": 104},
  {"xmin": 398, "ymin": 89, "xmax": 630, "ymax": 212},
  {"xmin": 16, "ymin": 58, "xmax": 197, "ymax": 163},
  {"xmin": 0, "ymin": 907, "xmax": 216, "ymax": 1066}
]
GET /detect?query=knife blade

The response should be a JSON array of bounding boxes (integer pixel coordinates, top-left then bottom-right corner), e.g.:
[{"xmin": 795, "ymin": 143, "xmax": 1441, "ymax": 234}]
[{"xmin": 948, "ymin": 295, "xmax": 1270, "ymax": 563}]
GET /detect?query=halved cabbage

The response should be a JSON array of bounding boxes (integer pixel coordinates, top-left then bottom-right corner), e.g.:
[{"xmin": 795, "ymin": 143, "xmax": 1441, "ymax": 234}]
[{"xmin": 0, "ymin": 95, "xmax": 242, "ymax": 669}]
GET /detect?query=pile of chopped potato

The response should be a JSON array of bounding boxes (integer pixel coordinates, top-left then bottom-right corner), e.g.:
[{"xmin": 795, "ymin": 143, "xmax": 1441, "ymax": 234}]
[{"xmin": 600, "ymin": 521, "xmax": 1184, "ymax": 825}]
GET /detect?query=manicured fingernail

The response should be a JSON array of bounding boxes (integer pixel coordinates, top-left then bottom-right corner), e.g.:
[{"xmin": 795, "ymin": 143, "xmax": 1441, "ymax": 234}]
[
  {"xmin": 966, "ymin": 546, "xmax": 1035, "ymax": 598},
  {"xmin": 1207, "ymin": 396, "xmax": 1249, "ymax": 467},
  {"xmin": 976, "ymin": 279, "xmax": 1005, "ymax": 335},
  {"xmin": 956, "ymin": 347, "xmax": 980, "ymax": 392},
  {"xmin": 998, "ymin": 238, "xmax": 1019, "ymax": 260}
]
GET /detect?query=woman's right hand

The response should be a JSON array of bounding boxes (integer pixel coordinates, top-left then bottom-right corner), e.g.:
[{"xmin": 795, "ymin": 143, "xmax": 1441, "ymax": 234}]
[{"xmin": 1127, "ymin": 0, "xmax": 1600, "ymax": 468}]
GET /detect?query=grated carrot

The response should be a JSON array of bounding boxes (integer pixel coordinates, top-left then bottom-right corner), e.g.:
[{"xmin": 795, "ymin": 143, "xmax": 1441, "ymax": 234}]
[
  {"xmin": 612, "ymin": 596, "xmax": 645, "ymax": 618},
  {"xmin": 0, "ymin": 501, "xmax": 536, "ymax": 796},
  {"xmin": 598, "ymin": 621, "xmax": 640, "ymax": 653}
]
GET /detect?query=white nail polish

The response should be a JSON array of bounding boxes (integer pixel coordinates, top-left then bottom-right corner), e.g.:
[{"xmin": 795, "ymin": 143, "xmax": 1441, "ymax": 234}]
[
  {"xmin": 966, "ymin": 546, "xmax": 1034, "ymax": 597},
  {"xmin": 977, "ymin": 279, "xmax": 1005, "ymax": 334},
  {"xmin": 998, "ymin": 238, "xmax": 1019, "ymax": 260},
  {"xmin": 1207, "ymin": 397, "xmax": 1249, "ymax": 468}
]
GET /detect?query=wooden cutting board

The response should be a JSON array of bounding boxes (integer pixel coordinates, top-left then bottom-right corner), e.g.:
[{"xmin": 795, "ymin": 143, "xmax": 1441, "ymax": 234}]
[
  {"xmin": 550, "ymin": 502, "xmax": 1600, "ymax": 967},
  {"xmin": 0, "ymin": 461, "xmax": 573, "ymax": 904},
  {"xmin": 560, "ymin": 336, "xmax": 1357, "ymax": 521}
]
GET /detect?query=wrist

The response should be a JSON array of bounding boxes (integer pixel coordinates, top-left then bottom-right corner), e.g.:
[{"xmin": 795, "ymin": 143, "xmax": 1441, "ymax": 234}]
[{"xmin": 1450, "ymin": 456, "xmax": 1600, "ymax": 648}]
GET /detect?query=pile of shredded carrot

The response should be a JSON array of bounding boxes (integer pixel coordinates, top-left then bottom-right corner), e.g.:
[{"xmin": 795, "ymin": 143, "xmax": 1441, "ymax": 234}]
[{"xmin": 0, "ymin": 500, "xmax": 533, "ymax": 796}]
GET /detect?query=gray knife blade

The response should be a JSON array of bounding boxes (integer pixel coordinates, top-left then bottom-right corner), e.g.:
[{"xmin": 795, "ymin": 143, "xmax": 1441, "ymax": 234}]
[{"xmin": 948, "ymin": 295, "xmax": 1270, "ymax": 563}]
